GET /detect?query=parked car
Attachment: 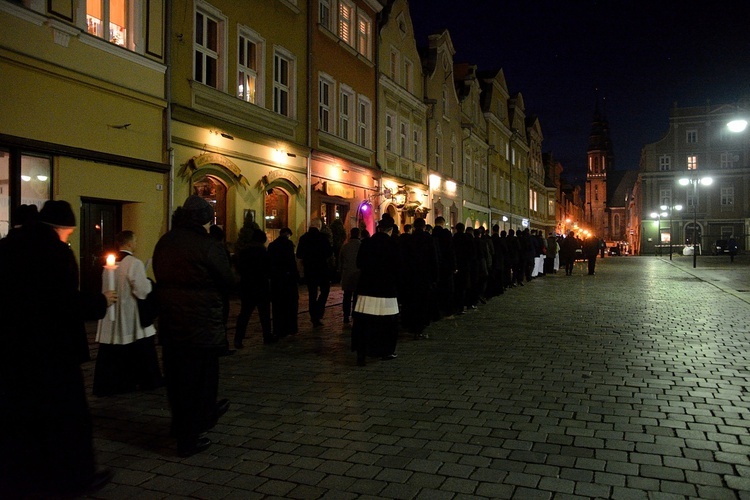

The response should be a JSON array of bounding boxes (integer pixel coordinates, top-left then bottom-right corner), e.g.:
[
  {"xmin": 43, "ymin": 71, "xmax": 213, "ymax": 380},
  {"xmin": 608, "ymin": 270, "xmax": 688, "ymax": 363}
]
[
  {"xmin": 608, "ymin": 247, "xmax": 621, "ymax": 256},
  {"xmin": 715, "ymin": 240, "xmax": 729, "ymax": 255}
]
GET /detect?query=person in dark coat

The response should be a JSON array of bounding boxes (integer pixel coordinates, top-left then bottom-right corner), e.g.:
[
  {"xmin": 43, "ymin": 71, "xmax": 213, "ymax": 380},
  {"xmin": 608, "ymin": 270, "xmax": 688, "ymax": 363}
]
[
  {"xmin": 153, "ymin": 195, "xmax": 236, "ymax": 457},
  {"xmin": 583, "ymin": 234, "xmax": 600, "ymax": 275},
  {"xmin": 489, "ymin": 224, "xmax": 506, "ymax": 295},
  {"xmin": 234, "ymin": 229, "xmax": 274, "ymax": 346},
  {"xmin": 402, "ymin": 218, "xmax": 438, "ymax": 338},
  {"xmin": 268, "ymin": 227, "xmax": 299, "ymax": 337},
  {"xmin": 504, "ymin": 229, "xmax": 521, "ymax": 287},
  {"xmin": 296, "ymin": 218, "xmax": 333, "ymax": 328},
  {"xmin": 352, "ymin": 215, "xmax": 402, "ymax": 366},
  {"xmin": 338, "ymin": 227, "xmax": 361, "ymax": 325},
  {"xmin": 432, "ymin": 216, "xmax": 456, "ymax": 317},
  {"xmin": 0, "ymin": 200, "xmax": 115, "ymax": 497},
  {"xmin": 452, "ymin": 223, "xmax": 474, "ymax": 313},
  {"xmin": 559, "ymin": 231, "xmax": 580, "ymax": 276}
]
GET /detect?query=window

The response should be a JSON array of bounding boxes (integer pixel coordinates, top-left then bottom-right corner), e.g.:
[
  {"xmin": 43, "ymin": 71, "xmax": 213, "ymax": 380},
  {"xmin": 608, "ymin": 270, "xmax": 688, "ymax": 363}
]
[
  {"xmin": 687, "ymin": 155, "xmax": 697, "ymax": 170},
  {"xmin": 194, "ymin": 3, "xmax": 226, "ymax": 89},
  {"xmin": 687, "ymin": 191, "xmax": 696, "ymax": 209},
  {"xmin": 435, "ymin": 128, "xmax": 442, "ymax": 168},
  {"xmin": 403, "ymin": 58, "xmax": 413, "ymax": 92},
  {"xmin": 385, "ymin": 113, "xmax": 394, "ymax": 152},
  {"xmin": 338, "ymin": 0, "xmax": 354, "ymax": 45},
  {"xmin": 463, "ymin": 150, "xmax": 471, "ymax": 184},
  {"xmin": 273, "ymin": 50, "xmax": 295, "ymax": 117},
  {"xmin": 339, "ymin": 87, "xmax": 354, "ymax": 141},
  {"xmin": 318, "ymin": 75, "xmax": 334, "ymax": 133},
  {"xmin": 721, "ymin": 187, "xmax": 734, "ymax": 206},
  {"xmin": 660, "ymin": 189, "xmax": 671, "ymax": 206},
  {"xmin": 442, "ymin": 86, "xmax": 448, "ymax": 116},
  {"xmin": 412, "ymin": 127, "xmax": 421, "ymax": 162},
  {"xmin": 238, "ymin": 28, "xmax": 263, "ymax": 104},
  {"xmin": 450, "ymin": 136, "xmax": 457, "ymax": 179},
  {"xmin": 319, "ymin": 0, "xmax": 332, "ymax": 30},
  {"xmin": 390, "ymin": 49, "xmax": 399, "ymax": 82},
  {"xmin": 400, "ymin": 121, "xmax": 408, "ymax": 157},
  {"xmin": 721, "ymin": 152, "xmax": 736, "ymax": 168},
  {"xmin": 686, "ymin": 130, "xmax": 697, "ymax": 143},
  {"xmin": 357, "ymin": 97, "xmax": 371, "ymax": 148},
  {"xmin": 0, "ymin": 151, "xmax": 51, "ymax": 238},
  {"xmin": 356, "ymin": 12, "xmax": 372, "ymax": 59},
  {"xmin": 594, "ymin": 185, "xmax": 599, "ymax": 201},
  {"xmin": 659, "ymin": 155, "xmax": 671, "ymax": 171},
  {"xmin": 86, "ymin": 0, "xmax": 128, "ymax": 47}
]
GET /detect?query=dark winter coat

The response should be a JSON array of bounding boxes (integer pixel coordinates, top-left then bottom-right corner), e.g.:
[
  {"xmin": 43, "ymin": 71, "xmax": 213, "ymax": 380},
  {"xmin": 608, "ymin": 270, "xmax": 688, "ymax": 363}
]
[
  {"xmin": 296, "ymin": 227, "xmax": 333, "ymax": 281},
  {"xmin": 356, "ymin": 231, "xmax": 401, "ymax": 298},
  {"xmin": 153, "ymin": 221, "xmax": 236, "ymax": 348}
]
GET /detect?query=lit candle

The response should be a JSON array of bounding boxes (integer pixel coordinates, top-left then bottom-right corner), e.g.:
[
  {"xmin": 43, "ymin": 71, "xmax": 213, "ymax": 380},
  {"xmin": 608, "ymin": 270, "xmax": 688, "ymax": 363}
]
[{"xmin": 104, "ymin": 253, "xmax": 117, "ymax": 320}]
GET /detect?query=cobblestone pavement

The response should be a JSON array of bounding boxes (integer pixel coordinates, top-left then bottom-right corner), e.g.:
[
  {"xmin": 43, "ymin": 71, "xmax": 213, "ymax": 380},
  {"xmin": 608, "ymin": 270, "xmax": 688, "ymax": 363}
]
[{"xmin": 82, "ymin": 254, "xmax": 750, "ymax": 499}]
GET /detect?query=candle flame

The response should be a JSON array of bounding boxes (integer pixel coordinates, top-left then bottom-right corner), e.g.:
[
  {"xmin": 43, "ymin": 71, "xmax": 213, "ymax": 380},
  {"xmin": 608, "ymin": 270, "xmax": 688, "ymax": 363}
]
[{"xmin": 106, "ymin": 254, "xmax": 116, "ymax": 267}]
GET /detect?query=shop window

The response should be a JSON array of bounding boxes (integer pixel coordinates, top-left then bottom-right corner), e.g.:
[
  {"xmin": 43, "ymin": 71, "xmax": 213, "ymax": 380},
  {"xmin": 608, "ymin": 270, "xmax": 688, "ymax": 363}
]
[
  {"xmin": 192, "ymin": 175, "xmax": 225, "ymax": 227},
  {"xmin": 0, "ymin": 149, "xmax": 51, "ymax": 238}
]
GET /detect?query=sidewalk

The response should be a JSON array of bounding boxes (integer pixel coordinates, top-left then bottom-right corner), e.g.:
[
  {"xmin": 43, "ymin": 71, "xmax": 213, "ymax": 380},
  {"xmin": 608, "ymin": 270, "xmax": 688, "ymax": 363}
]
[{"xmin": 81, "ymin": 256, "xmax": 750, "ymax": 499}]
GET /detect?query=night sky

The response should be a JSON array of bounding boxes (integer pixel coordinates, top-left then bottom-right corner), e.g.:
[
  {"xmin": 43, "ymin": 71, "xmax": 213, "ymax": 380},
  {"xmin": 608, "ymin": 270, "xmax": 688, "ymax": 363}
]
[{"xmin": 407, "ymin": 0, "xmax": 750, "ymax": 185}]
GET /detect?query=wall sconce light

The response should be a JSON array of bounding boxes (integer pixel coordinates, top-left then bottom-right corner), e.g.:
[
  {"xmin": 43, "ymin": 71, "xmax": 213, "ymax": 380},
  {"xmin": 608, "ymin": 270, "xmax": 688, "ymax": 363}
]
[{"xmin": 342, "ymin": 168, "xmax": 349, "ymax": 173}]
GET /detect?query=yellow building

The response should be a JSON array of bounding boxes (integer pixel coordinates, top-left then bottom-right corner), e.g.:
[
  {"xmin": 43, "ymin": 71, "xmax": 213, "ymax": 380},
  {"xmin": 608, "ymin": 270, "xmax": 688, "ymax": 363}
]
[
  {"xmin": 479, "ymin": 69, "xmax": 514, "ymax": 231},
  {"xmin": 422, "ymin": 30, "xmax": 462, "ymax": 228},
  {"xmin": 377, "ymin": 0, "xmax": 428, "ymax": 231},
  {"xmin": 169, "ymin": 0, "xmax": 310, "ymax": 247},
  {"xmin": 0, "ymin": 0, "xmax": 169, "ymax": 291},
  {"xmin": 309, "ymin": 0, "xmax": 383, "ymax": 238},
  {"xmin": 508, "ymin": 93, "xmax": 531, "ymax": 230}
]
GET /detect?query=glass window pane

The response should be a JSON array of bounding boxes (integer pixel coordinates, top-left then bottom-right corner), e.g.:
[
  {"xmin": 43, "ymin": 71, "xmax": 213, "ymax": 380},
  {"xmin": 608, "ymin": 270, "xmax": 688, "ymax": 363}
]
[
  {"xmin": 206, "ymin": 18, "xmax": 218, "ymax": 51},
  {"xmin": 20, "ymin": 154, "xmax": 50, "ymax": 213},
  {"xmin": 0, "ymin": 149, "xmax": 8, "ymax": 238},
  {"xmin": 196, "ymin": 12, "xmax": 204, "ymax": 46},
  {"xmin": 206, "ymin": 56, "xmax": 217, "ymax": 87}
]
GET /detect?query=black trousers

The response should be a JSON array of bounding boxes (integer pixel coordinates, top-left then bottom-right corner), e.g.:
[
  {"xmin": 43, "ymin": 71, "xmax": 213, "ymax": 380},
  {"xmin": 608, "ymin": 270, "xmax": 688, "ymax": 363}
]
[
  {"xmin": 235, "ymin": 290, "xmax": 272, "ymax": 343},
  {"xmin": 162, "ymin": 345, "xmax": 219, "ymax": 451},
  {"xmin": 93, "ymin": 337, "xmax": 163, "ymax": 396},
  {"xmin": 305, "ymin": 276, "xmax": 330, "ymax": 322},
  {"xmin": 272, "ymin": 280, "xmax": 299, "ymax": 337}
]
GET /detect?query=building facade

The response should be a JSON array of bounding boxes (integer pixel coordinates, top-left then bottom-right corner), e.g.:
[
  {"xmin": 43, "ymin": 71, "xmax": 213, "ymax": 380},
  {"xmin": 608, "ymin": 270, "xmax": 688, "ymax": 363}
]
[
  {"xmin": 1, "ymin": 0, "xmax": 169, "ymax": 292},
  {"xmin": 640, "ymin": 100, "xmax": 750, "ymax": 256},
  {"xmin": 377, "ymin": 0, "xmax": 427, "ymax": 231}
]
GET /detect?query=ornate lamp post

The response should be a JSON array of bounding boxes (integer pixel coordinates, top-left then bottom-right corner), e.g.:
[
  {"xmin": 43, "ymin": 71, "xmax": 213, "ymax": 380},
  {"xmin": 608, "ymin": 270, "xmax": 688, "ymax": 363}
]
[
  {"xmin": 660, "ymin": 204, "xmax": 683, "ymax": 260},
  {"xmin": 678, "ymin": 176, "xmax": 713, "ymax": 268}
]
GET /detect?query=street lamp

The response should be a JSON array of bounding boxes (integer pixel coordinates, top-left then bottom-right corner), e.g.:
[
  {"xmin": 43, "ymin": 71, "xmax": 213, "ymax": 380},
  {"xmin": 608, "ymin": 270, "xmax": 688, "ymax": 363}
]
[
  {"xmin": 650, "ymin": 210, "xmax": 668, "ymax": 255},
  {"xmin": 660, "ymin": 204, "xmax": 683, "ymax": 260},
  {"xmin": 678, "ymin": 176, "xmax": 713, "ymax": 268}
]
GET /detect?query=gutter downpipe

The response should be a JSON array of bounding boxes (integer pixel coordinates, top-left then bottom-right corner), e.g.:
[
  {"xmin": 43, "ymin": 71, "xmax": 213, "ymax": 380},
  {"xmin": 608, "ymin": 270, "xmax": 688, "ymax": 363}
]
[
  {"xmin": 305, "ymin": 0, "xmax": 313, "ymax": 227},
  {"xmin": 165, "ymin": 0, "xmax": 174, "ymax": 229}
]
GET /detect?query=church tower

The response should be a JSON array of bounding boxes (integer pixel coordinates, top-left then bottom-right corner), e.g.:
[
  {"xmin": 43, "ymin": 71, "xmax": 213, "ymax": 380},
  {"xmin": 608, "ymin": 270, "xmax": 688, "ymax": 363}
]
[{"xmin": 584, "ymin": 102, "xmax": 614, "ymax": 240}]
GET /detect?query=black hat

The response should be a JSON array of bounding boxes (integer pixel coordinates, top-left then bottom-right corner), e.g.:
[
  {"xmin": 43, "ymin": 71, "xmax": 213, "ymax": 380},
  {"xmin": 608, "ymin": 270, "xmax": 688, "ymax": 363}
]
[
  {"xmin": 183, "ymin": 195, "xmax": 214, "ymax": 225},
  {"xmin": 377, "ymin": 215, "xmax": 394, "ymax": 230},
  {"xmin": 39, "ymin": 200, "xmax": 76, "ymax": 228}
]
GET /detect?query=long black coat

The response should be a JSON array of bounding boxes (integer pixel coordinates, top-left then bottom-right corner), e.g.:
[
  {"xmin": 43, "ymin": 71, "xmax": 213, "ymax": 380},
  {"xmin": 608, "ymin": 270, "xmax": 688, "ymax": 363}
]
[
  {"xmin": 356, "ymin": 231, "xmax": 401, "ymax": 298},
  {"xmin": 153, "ymin": 221, "xmax": 236, "ymax": 348}
]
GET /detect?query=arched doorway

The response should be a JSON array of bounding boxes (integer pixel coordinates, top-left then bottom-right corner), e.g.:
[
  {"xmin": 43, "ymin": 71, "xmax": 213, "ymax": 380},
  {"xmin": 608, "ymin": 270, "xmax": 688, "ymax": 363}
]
[
  {"xmin": 264, "ymin": 187, "xmax": 289, "ymax": 241},
  {"xmin": 192, "ymin": 174, "xmax": 227, "ymax": 227}
]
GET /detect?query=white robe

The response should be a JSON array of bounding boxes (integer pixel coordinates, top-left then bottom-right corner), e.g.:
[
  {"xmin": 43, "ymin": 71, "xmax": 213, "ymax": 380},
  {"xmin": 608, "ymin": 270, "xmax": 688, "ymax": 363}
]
[{"xmin": 96, "ymin": 253, "xmax": 156, "ymax": 345}]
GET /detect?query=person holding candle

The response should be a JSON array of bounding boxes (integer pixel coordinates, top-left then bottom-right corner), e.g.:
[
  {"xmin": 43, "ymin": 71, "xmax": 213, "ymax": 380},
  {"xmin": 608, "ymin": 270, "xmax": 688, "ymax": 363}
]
[
  {"xmin": 0, "ymin": 200, "xmax": 116, "ymax": 497},
  {"xmin": 93, "ymin": 230, "xmax": 163, "ymax": 397},
  {"xmin": 153, "ymin": 195, "xmax": 237, "ymax": 457}
]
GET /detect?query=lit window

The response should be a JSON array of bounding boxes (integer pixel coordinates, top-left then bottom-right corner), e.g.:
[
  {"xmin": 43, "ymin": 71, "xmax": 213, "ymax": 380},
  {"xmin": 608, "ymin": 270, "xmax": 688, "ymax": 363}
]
[
  {"xmin": 357, "ymin": 96, "xmax": 370, "ymax": 148},
  {"xmin": 273, "ymin": 50, "xmax": 295, "ymax": 117},
  {"xmin": 687, "ymin": 155, "xmax": 697, "ymax": 170},
  {"xmin": 238, "ymin": 28, "xmax": 263, "ymax": 104},
  {"xmin": 338, "ymin": 1, "xmax": 354, "ymax": 45},
  {"xmin": 413, "ymin": 127, "xmax": 421, "ymax": 162},
  {"xmin": 194, "ymin": 4, "xmax": 225, "ymax": 89},
  {"xmin": 339, "ymin": 87, "xmax": 354, "ymax": 141},
  {"xmin": 357, "ymin": 12, "xmax": 371, "ymax": 59},
  {"xmin": 319, "ymin": 0, "xmax": 332, "ymax": 30},
  {"xmin": 86, "ymin": 0, "xmax": 128, "ymax": 47},
  {"xmin": 318, "ymin": 75, "xmax": 334, "ymax": 133}
]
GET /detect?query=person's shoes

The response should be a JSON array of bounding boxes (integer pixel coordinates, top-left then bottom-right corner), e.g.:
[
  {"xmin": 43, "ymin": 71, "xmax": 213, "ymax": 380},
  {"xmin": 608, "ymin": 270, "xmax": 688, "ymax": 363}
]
[
  {"xmin": 220, "ymin": 349, "xmax": 236, "ymax": 357},
  {"xmin": 234, "ymin": 342, "xmax": 244, "ymax": 349},
  {"xmin": 343, "ymin": 317, "xmax": 350, "ymax": 324},
  {"xmin": 418, "ymin": 333, "xmax": 429, "ymax": 339},
  {"xmin": 312, "ymin": 320, "xmax": 323, "ymax": 328},
  {"xmin": 381, "ymin": 354, "xmax": 398, "ymax": 361},
  {"xmin": 69, "ymin": 468, "xmax": 113, "ymax": 496},
  {"xmin": 356, "ymin": 357, "xmax": 366, "ymax": 367},
  {"xmin": 263, "ymin": 336, "xmax": 278, "ymax": 344},
  {"xmin": 178, "ymin": 437, "xmax": 211, "ymax": 457}
]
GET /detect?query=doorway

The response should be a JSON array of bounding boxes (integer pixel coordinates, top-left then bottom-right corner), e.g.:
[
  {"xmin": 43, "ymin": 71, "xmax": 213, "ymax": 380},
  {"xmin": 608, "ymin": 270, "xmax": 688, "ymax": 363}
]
[{"xmin": 80, "ymin": 200, "xmax": 121, "ymax": 296}]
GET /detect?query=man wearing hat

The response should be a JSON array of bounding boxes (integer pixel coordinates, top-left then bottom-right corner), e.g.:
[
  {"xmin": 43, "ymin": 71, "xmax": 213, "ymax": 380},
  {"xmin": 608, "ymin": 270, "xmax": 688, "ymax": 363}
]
[
  {"xmin": 0, "ymin": 200, "xmax": 116, "ymax": 497},
  {"xmin": 153, "ymin": 195, "xmax": 237, "ymax": 457}
]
